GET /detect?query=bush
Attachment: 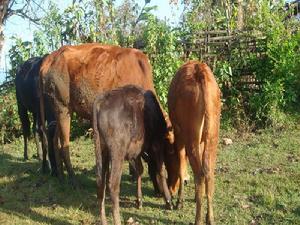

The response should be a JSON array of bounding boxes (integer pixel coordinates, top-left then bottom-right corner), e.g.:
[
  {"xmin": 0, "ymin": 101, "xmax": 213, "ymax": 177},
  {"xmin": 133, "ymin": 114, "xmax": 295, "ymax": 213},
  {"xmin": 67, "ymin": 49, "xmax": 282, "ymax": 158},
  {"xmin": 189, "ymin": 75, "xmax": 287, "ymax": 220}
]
[
  {"xmin": 142, "ymin": 16, "xmax": 184, "ymax": 107},
  {"xmin": 0, "ymin": 88, "xmax": 22, "ymax": 143}
]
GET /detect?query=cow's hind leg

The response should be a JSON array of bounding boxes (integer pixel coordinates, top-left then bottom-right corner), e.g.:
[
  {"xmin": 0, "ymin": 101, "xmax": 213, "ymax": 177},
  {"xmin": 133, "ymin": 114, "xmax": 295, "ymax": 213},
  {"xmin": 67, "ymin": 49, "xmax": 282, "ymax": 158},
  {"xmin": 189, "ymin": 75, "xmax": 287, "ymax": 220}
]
[
  {"xmin": 94, "ymin": 122, "xmax": 108, "ymax": 225},
  {"xmin": 205, "ymin": 167, "xmax": 216, "ymax": 225},
  {"xmin": 135, "ymin": 157, "xmax": 143, "ymax": 209},
  {"xmin": 186, "ymin": 143, "xmax": 205, "ymax": 225},
  {"xmin": 174, "ymin": 134, "xmax": 185, "ymax": 209},
  {"xmin": 48, "ymin": 123, "xmax": 58, "ymax": 176},
  {"xmin": 109, "ymin": 157, "xmax": 124, "ymax": 225},
  {"xmin": 57, "ymin": 112, "xmax": 76, "ymax": 185},
  {"xmin": 97, "ymin": 158, "xmax": 109, "ymax": 225},
  {"xmin": 36, "ymin": 111, "xmax": 50, "ymax": 173},
  {"xmin": 204, "ymin": 138, "xmax": 217, "ymax": 225},
  {"xmin": 18, "ymin": 104, "xmax": 30, "ymax": 160},
  {"xmin": 195, "ymin": 174, "xmax": 205, "ymax": 225},
  {"xmin": 54, "ymin": 126, "xmax": 63, "ymax": 180},
  {"xmin": 97, "ymin": 154, "xmax": 109, "ymax": 225},
  {"xmin": 32, "ymin": 114, "xmax": 43, "ymax": 160}
]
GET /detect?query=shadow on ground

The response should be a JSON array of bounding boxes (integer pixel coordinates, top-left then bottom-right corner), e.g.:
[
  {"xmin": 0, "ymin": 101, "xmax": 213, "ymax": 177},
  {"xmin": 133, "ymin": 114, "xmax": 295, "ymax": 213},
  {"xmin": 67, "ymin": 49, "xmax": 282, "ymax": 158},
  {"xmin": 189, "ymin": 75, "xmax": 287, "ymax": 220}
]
[{"xmin": 0, "ymin": 152, "xmax": 177, "ymax": 224}]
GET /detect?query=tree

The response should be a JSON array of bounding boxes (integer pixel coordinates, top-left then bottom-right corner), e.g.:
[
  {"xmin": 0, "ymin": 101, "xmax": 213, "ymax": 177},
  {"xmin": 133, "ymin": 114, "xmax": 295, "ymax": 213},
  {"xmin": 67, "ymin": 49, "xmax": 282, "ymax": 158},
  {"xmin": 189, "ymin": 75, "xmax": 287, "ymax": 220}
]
[
  {"xmin": 0, "ymin": 0, "xmax": 10, "ymax": 63},
  {"xmin": 0, "ymin": 0, "xmax": 43, "ymax": 64}
]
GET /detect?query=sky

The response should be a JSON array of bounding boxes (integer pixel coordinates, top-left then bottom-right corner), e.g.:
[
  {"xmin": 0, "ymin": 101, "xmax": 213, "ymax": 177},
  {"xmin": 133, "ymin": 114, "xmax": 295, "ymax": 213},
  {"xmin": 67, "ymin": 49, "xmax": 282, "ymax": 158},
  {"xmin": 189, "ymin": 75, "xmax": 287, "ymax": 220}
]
[{"xmin": 0, "ymin": 0, "xmax": 183, "ymax": 82}]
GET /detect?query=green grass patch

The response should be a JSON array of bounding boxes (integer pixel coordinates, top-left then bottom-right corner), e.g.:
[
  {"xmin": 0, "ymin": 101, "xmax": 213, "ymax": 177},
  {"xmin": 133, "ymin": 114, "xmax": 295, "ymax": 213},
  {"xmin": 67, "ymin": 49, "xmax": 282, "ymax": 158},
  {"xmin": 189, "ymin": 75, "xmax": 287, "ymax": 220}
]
[{"xmin": 1, "ymin": 126, "xmax": 300, "ymax": 224}]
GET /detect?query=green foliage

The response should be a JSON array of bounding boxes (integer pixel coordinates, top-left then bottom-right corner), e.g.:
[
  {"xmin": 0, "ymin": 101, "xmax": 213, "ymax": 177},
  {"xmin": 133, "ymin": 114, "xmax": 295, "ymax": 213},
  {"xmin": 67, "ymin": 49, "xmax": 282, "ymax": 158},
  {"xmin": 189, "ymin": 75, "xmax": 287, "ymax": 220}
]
[
  {"xmin": 208, "ymin": 0, "xmax": 300, "ymax": 129},
  {"xmin": 8, "ymin": 37, "xmax": 33, "ymax": 79},
  {"xmin": 143, "ymin": 16, "xmax": 183, "ymax": 106},
  {"xmin": 2, "ymin": 0, "xmax": 300, "ymax": 141},
  {"xmin": 2, "ymin": 37, "xmax": 38, "ymax": 143},
  {"xmin": 240, "ymin": 1, "xmax": 300, "ymax": 127},
  {"xmin": 33, "ymin": 1, "xmax": 99, "ymax": 52},
  {"xmin": 0, "ymin": 88, "xmax": 21, "ymax": 144}
]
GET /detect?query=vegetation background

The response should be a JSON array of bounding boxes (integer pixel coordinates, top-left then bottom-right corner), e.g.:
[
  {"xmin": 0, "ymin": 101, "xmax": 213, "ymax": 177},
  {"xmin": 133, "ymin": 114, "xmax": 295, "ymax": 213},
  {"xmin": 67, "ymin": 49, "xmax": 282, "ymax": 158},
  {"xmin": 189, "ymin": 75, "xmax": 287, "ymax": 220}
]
[
  {"xmin": 0, "ymin": 0, "xmax": 299, "ymax": 141},
  {"xmin": 0, "ymin": 0, "xmax": 299, "ymax": 224}
]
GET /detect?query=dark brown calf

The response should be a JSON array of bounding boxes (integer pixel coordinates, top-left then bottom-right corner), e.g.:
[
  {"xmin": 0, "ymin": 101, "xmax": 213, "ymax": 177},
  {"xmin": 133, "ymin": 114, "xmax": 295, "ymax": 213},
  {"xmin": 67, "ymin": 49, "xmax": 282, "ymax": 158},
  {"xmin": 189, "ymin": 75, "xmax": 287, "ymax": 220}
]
[
  {"xmin": 167, "ymin": 61, "xmax": 221, "ymax": 225},
  {"xmin": 93, "ymin": 85, "xmax": 172, "ymax": 225}
]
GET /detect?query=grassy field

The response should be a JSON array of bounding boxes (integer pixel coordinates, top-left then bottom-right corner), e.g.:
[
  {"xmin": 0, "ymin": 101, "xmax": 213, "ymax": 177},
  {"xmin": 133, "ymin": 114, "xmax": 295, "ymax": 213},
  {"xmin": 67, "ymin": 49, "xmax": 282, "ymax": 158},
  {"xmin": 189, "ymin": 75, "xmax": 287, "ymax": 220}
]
[{"xmin": 0, "ymin": 125, "xmax": 300, "ymax": 225}]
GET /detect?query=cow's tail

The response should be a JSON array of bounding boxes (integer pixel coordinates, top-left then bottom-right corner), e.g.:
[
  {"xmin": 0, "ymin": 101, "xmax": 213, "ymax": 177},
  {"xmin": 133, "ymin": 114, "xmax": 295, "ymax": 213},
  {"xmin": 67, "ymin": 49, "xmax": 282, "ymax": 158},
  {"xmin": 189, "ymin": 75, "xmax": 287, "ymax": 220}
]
[
  {"xmin": 93, "ymin": 99, "xmax": 103, "ymax": 185},
  {"xmin": 194, "ymin": 63, "xmax": 220, "ymax": 176},
  {"xmin": 39, "ymin": 71, "xmax": 48, "ymax": 150}
]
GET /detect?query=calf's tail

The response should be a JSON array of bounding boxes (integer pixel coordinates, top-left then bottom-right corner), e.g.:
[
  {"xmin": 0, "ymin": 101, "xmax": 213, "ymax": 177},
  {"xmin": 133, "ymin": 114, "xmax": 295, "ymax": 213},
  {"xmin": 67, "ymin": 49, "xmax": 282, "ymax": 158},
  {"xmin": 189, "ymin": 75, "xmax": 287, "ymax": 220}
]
[{"xmin": 93, "ymin": 101, "xmax": 102, "ymax": 181}]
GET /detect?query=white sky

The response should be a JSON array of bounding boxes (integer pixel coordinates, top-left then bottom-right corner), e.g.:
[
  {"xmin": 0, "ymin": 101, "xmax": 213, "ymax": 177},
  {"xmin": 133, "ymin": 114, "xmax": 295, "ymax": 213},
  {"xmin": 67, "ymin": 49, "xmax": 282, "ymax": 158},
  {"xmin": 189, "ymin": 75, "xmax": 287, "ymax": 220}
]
[{"xmin": 0, "ymin": 0, "xmax": 182, "ymax": 82}]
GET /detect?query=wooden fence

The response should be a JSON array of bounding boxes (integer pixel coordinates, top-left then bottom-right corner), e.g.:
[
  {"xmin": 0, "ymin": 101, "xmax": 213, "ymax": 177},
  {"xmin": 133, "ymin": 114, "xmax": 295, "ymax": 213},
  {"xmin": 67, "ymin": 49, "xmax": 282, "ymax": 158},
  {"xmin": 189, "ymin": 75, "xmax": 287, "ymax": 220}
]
[{"xmin": 182, "ymin": 29, "xmax": 267, "ymax": 92}]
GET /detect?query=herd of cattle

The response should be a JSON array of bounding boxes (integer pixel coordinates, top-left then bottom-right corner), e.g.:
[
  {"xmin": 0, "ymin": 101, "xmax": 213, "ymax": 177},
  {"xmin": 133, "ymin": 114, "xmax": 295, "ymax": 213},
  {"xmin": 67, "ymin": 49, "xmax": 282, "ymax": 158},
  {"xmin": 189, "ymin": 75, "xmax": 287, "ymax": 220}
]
[{"xmin": 14, "ymin": 43, "xmax": 221, "ymax": 225}]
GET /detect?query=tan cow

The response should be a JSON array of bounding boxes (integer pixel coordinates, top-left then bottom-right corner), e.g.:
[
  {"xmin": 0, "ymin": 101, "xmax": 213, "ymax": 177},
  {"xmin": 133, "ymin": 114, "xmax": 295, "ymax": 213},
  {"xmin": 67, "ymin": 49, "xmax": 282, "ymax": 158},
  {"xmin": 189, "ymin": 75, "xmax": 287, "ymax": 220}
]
[
  {"xmin": 167, "ymin": 61, "xmax": 221, "ymax": 225},
  {"xmin": 39, "ymin": 43, "xmax": 158, "ymax": 184}
]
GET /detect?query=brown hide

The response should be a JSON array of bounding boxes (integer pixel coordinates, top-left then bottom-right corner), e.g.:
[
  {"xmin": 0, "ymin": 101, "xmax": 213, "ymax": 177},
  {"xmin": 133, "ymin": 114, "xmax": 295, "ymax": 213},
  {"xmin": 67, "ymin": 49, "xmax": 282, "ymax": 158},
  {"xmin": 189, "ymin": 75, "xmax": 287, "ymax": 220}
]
[
  {"xmin": 40, "ymin": 43, "xmax": 155, "ymax": 120},
  {"xmin": 39, "ymin": 43, "xmax": 156, "ymax": 181},
  {"xmin": 167, "ymin": 61, "xmax": 221, "ymax": 225},
  {"xmin": 93, "ymin": 85, "xmax": 172, "ymax": 225}
]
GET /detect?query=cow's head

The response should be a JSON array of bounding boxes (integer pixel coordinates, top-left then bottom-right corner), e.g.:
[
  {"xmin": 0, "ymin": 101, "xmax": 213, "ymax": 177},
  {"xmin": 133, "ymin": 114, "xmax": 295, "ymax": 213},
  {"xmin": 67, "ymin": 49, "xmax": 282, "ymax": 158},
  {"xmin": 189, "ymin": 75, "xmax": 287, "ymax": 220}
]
[
  {"xmin": 146, "ymin": 115, "xmax": 180, "ymax": 197},
  {"xmin": 162, "ymin": 115, "xmax": 183, "ymax": 197},
  {"xmin": 146, "ymin": 134, "xmax": 174, "ymax": 209}
]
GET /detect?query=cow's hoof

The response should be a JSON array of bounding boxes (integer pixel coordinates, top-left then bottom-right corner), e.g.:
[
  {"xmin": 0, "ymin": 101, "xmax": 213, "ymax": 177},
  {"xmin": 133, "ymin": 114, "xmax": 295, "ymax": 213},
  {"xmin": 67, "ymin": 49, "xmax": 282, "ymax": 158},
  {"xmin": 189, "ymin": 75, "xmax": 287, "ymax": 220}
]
[
  {"xmin": 69, "ymin": 178, "xmax": 80, "ymax": 189},
  {"xmin": 176, "ymin": 199, "xmax": 184, "ymax": 209},
  {"xmin": 51, "ymin": 170, "xmax": 58, "ymax": 177},
  {"xmin": 42, "ymin": 164, "xmax": 50, "ymax": 174},
  {"xmin": 136, "ymin": 198, "xmax": 142, "ymax": 209},
  {"xmin": 206, "ymin": 213, "xmax": 215, "ymax": 225},
  {"xmin": 55, "ymin": 172, "xmax": 64, "ymax": 183},
  {"xmin": 165, "ymin": 200, "xmax": 173, "ymax": 210}
]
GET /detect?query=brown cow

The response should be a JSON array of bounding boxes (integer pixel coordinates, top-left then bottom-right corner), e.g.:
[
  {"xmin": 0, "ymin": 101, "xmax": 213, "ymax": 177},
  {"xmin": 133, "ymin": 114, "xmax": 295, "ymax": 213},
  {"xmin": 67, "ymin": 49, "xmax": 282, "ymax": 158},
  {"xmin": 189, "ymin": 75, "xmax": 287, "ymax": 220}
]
[
  {"xmin": 167, "ymin": 61, "xmax": 221, "ymax": 225},
  {"xmin": 93, "ymin": 85, "xmax": 172, "ymax": 225},
  {"xmin": 39, "ymin": 43, "xmax": 157, "ymax": 184}
]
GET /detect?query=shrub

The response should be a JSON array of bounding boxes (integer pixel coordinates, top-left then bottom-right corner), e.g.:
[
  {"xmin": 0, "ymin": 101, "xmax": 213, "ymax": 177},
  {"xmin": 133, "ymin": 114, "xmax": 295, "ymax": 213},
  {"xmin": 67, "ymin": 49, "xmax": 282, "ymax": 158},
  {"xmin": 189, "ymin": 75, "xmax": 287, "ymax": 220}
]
[
  {"xmin": 0, "ymin": 88, "xmax": 21, "ymax": 143},
  {"xmin": 142, "ymin": 16, "xmax": 184, "ymax": 107}
]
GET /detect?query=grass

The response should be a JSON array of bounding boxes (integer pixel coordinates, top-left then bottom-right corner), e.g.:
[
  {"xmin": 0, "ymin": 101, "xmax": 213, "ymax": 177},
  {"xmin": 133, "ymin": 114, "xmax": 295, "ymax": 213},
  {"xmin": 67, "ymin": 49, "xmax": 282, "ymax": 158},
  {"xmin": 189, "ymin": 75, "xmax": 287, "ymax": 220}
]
[{"xmin": 0, "ymin": 125, "xmax": 300, "ymax": 225}]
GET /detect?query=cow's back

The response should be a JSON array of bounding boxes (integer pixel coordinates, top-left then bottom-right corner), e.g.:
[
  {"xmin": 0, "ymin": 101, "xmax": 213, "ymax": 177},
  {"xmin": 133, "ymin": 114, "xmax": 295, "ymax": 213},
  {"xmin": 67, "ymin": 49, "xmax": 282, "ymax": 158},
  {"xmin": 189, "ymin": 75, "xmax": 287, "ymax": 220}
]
[
  {"xmin": 93, "ymin": 85, "xmax": 146, "ymax": 160},
  {"xmin": 40, "ymin": 43, "xmax": 154, "ymax": 119},
  {"xmin": 15, "ymin": 57, "xmax": 44, "ymax": 113}
]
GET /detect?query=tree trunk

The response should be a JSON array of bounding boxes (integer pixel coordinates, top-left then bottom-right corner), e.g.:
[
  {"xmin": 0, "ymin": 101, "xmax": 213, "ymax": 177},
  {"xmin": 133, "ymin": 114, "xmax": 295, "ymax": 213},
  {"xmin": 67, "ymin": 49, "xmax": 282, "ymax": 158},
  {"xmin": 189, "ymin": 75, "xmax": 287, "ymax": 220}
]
[{"xmin": 0, "ymin": 0, "xmax": 9, "ymax": 64}]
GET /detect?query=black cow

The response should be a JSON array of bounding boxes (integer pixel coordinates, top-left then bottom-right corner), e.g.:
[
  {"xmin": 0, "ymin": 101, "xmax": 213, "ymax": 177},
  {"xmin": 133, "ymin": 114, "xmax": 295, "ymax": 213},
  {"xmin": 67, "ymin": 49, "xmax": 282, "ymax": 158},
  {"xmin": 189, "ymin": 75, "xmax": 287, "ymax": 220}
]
[
  {"xmin": 15, "ymin": 56, "xmax": 56, "ymax": 174},
  {"xmin": 93, "ymin": 85, "xmax": 172, "ymax": 225}
]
